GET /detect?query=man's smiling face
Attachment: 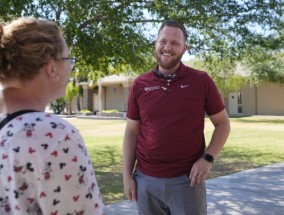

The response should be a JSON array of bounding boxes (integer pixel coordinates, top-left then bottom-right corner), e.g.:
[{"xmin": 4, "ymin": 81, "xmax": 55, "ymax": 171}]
[{"xmin": 155, "ymin": 26, "xmax": 188, "ymax": 74}]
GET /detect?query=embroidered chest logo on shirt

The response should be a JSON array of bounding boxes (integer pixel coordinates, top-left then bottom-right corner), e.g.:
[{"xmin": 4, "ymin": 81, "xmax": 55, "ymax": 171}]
[
  {"xmin": 144, "ymin": 86, "xmax": 161, "ymax": 92},
  {"xmin": 181, "ymin": 84, "xmax": 190, "ymax": 88}
]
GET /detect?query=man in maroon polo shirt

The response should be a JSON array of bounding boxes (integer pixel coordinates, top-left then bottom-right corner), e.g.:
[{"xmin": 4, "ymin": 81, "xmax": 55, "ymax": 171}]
[{"xmin": 123, "ymin": 20, "xmax": 231, "ymax": 215}]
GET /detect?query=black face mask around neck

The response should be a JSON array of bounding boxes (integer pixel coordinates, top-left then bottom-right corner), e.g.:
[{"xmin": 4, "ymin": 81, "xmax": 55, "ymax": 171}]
[{"xmin": 154, "ymin": 70, "xmax": 176, "ymax": 80}]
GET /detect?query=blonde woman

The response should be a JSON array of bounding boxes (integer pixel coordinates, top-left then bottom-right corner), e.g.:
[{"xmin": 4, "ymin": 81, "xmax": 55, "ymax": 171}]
[{"xmin": 0, "ymin": 17, "xmax": 105, "ymax": 215}]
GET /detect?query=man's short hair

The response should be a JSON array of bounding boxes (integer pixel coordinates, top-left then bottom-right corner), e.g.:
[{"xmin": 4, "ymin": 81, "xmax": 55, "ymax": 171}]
[{"xmin": 158, "ymin": 20, "xmax": 188, "ymax": 41}]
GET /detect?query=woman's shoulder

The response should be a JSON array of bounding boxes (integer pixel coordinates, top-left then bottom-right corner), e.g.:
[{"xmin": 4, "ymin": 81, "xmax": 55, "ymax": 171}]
[
  {"xmin": 32, "ymin": 112, "xmax": 79, "ymax": 134},
  {"xmin": 7, "ymin": 112, "xmax": 80, "ymax": 140}
]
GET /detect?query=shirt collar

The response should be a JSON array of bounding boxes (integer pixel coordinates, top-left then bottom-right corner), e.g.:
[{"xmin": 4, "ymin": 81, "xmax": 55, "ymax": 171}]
[{"xmin": 152, "ymin": 62, "xmax": 187, "ymax": 81}]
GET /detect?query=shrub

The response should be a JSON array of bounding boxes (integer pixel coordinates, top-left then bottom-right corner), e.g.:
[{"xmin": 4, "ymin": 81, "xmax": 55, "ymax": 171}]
[
  {"xmin": 80, "ymin": 110, "xmax": 92, "ymax": 113},
  {"xmin": 50, "ymin": 98, "xmax": 65, "ymax": 114},
  {"xmin": 102, "ymin": 109, "xmax": 119, "ymax": 114}
]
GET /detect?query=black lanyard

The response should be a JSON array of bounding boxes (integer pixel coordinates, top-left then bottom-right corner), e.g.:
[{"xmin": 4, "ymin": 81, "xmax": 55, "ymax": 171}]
[{"xmin": 0, "ymin": 110, "xmax": 38, "ymax": 130}]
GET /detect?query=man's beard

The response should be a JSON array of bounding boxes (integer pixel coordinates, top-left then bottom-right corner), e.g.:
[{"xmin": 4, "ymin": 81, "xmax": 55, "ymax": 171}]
[{"xmin": 155, "ymin": 53, "xmax": 183, "ymax": 71}]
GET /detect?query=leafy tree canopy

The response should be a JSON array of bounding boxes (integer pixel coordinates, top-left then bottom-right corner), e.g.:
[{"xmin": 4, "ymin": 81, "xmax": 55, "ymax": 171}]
[
  {"xmin": 244, "ymin": 48, "xmax": 284, "ymax": 85},
  {"xmin": 1, "ymin": 0, "xmax": 283, "ymax": 84}
]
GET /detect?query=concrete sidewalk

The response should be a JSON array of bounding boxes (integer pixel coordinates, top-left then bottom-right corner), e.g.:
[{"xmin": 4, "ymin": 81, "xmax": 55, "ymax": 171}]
[{"xmin": 105, "ymin": 162, "xmax": 284, "ymax": 215}]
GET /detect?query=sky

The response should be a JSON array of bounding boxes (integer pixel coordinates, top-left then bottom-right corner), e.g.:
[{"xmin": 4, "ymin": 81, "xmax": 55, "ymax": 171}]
[{"xmin": 182, "ymin": 51, "xmax": 195, "ymax": 61}]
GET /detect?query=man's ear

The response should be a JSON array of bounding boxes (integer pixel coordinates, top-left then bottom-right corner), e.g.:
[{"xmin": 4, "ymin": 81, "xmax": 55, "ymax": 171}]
[
  {"xmin": 183, "ymin": 43, "xmax": 189, "ymax": 55},
  {"xmin": 45, "ymin": 59, "xmax": 58, "ymax": 81}
]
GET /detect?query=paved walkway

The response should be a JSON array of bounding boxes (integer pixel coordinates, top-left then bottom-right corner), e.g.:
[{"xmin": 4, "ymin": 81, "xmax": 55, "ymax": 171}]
[{"xmin": 106, "ymin": 162, "xmax": 284, "ymax": 214}]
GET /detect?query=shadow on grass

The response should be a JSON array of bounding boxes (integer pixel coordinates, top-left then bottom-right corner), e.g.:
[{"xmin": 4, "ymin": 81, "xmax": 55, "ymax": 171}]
[
  {"xmin": 230, "ymin": 116, "xmax": 284, "ymax": 124},
  {"xmin": 90, "ymin": 143, "xmax": 284, "ymax": 205},
  {"xmin": 95, "ymin": 169, "xmax": 124, "ymax": 205},
  {"xmin": 90, "ymin": 144, "xmax": 124, "ymax": 205},
  {"xmin": 209, "ymin": 147, "xmax": 284, "ymax": 178}
]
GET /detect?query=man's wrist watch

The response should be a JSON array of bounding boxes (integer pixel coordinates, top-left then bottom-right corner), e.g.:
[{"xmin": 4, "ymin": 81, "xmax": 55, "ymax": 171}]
[{"xmin": 203, "ymin": 153, "xmax": 214, "ymax": 163}]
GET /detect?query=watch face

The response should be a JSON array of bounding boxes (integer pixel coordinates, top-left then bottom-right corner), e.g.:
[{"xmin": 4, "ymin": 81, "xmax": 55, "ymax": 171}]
[{"xmin": 203, "ymin": 153, "xmax": 214, "ymax": 163}]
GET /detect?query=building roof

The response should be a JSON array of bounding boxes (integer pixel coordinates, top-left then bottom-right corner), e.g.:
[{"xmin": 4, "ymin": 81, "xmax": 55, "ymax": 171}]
[{"xmin": 98, "ymin": 74, "xmax": 135, "ymax": 86}]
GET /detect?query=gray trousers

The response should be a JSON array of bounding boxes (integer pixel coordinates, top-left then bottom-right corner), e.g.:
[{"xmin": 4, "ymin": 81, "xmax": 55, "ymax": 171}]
[{"xmin": 134, "ymin": 170, "xmax": 207, "ymax": 215}]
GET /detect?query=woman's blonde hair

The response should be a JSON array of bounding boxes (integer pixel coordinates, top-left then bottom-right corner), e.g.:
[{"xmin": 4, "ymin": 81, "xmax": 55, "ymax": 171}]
[{"xmin": 0, "ymin": 17, "xmax": 64, "ymax": 81}]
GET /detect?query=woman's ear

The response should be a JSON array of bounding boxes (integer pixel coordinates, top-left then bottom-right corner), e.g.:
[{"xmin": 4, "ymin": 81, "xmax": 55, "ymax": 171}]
[{"xmin": 45, "ymin": 59, "xmax": 58, "ymax": 81}]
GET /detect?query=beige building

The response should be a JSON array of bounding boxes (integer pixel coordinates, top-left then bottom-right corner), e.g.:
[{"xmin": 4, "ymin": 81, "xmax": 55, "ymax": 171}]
[
  {"xmin": 97, "ymin": 74, "xmax": 134, "ymax": 115},
  {"xmin": 69, "ymin": 74, "xmax": 134, "ymax": 115},
  {"xmin": 70, "ymin": 75, "xmax": 284, "ymax": 117},
  {"xmin": 229, "ymin": 82, "xmax": 284, "ymax": 116}
]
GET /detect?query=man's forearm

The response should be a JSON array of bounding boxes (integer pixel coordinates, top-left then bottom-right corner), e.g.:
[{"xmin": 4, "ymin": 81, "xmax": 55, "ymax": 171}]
[
  {"xmin": 123, "ymin": 132, "xmax": 138, "ymax": 179},
  {"xmin": 206, "ymin": 110, "xmax": 231, "ymax": 159}
]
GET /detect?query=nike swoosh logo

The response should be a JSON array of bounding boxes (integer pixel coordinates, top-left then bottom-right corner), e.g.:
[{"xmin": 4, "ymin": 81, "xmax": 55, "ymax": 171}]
[{"xmin": 181, "ymin": 85, "xmax": 190, "ymax": 88}]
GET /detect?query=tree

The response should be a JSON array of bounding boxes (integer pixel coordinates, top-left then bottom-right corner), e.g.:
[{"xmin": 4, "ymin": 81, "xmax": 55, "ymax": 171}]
[
  {"xmin": 0, "ymin": 0, "xmax": 33, "ymax": 21},
  {"xmin": 186, "ymin": 56, "xmax": 247, "ymax": 96},
  {"xmin": 1, "ymin": 0, "xmax": 283, "ymax": 84},
  {"xmin": 50, "ymin": 98, "xmax": 65, "ymax": 114},
  {"xmin": 65, "ymin": 80, "xmax": 80, "ymax": 115},
  {"xmin": 241, "ymin": 28, "xmax": 284, "ymax": 85},
  {"xmin": 244, "ymin": 50, "xmax": 284, "ymax": 85},
  {"xmin": 148, "ymin": 1, "xmax": 283, "ymax": 56}
]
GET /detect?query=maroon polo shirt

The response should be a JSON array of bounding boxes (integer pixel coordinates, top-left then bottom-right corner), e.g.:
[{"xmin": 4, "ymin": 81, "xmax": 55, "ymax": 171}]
[{"xmin": 127, "ymin": 62, "xmax": 224, "ymax": 178}]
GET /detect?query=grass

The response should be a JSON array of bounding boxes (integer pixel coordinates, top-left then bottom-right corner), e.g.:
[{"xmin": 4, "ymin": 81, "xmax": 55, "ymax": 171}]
[{"xmin": 65, "ymin": 116, "xmax": 284, "ymax": 205}]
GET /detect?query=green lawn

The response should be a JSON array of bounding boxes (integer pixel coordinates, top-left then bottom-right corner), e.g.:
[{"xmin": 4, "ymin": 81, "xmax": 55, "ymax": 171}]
[{"xmin": 65, "ymin": 116, "xmax": 284, "ymax": 205}]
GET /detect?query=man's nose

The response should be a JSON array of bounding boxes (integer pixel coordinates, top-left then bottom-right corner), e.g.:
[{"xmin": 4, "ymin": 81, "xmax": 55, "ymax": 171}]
[{"xmin": 164, "ymin": 42, "xmax": 172, "ymax": 50}]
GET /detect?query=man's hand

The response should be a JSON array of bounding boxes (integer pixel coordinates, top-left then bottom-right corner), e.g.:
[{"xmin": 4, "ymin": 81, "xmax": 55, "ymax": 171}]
[
  {"xmin": 189, "ymin": 158, "xmax": 213, "ymax": 187},
  {"xmin": 123, "ymin": 176, "xmax": 137, "ymax": 201}
]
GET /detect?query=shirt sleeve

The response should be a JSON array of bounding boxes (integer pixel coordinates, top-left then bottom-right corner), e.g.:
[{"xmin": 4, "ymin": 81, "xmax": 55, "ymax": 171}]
[
  {"xmin": 126, "ymin": 79, "xmax": 141, "ymax": 120},
  {"xmin": 37, "ymin": 132, "xmax": 105, "ymax": 215},
  {"xmin": 203, "ymin": 73, "xmax": 225, "ymax": 116}
]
